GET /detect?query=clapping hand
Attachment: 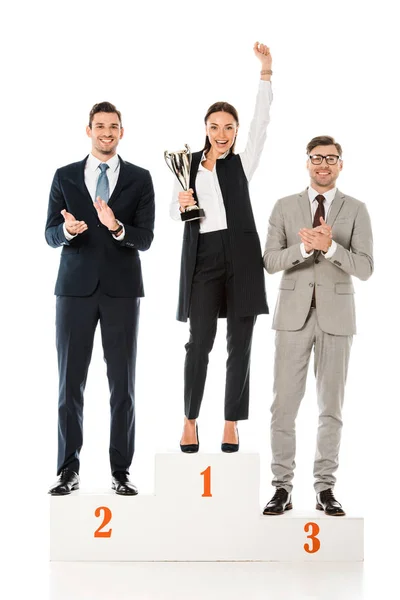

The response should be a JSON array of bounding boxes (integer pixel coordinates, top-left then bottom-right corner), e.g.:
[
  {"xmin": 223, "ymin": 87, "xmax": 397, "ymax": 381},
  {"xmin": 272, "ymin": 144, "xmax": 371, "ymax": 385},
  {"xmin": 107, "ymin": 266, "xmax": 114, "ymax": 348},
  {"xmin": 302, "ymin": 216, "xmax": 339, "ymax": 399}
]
[
  {"xmin": 61, "ymin": 209, "xmax": 88, "ymax": 236},
  {"xmin": 94, "ymin": 197, "xmax": 119, "ymax": 230},
  {"xmin": 299, "ymin": 217, "xmax": 333, "ymax": 253}
]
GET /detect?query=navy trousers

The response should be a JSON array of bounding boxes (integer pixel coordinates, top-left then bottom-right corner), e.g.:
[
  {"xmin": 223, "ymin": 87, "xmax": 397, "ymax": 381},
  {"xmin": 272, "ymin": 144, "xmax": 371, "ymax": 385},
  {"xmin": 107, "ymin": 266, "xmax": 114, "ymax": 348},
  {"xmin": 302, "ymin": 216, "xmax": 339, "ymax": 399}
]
[{"xmin": 56, "ymin": 286, "xmax": 140, "ymax": 475}]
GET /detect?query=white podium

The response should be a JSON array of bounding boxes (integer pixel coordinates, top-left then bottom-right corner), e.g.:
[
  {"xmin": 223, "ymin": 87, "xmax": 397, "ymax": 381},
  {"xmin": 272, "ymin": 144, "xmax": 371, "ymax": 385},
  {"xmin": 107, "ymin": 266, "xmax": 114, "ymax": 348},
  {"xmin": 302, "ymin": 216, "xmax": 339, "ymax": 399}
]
[{"xmin": 50, "ymin": 453, "xmax": 363, "ymax": 561}]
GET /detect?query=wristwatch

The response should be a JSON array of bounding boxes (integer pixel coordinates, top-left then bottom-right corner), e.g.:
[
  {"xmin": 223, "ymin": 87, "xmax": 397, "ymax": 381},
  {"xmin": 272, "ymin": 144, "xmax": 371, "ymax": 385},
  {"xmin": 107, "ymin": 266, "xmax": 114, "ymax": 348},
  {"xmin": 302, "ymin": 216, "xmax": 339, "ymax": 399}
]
[{"xmin": 109, "ymin": 220, "xmax": 123, "ymax": 236}]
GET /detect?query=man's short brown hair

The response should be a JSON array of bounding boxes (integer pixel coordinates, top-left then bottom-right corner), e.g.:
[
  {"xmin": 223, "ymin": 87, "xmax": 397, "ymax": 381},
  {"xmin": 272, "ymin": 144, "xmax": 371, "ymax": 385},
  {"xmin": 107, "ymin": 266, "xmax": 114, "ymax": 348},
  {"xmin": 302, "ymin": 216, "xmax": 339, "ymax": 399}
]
[
  {"xmin": 306, "ymin": 135, "xmax": 342, "ymax": 157},
  {"xmin": 89, "ymin": 102, "xmax": 122, "ymax": 128}
]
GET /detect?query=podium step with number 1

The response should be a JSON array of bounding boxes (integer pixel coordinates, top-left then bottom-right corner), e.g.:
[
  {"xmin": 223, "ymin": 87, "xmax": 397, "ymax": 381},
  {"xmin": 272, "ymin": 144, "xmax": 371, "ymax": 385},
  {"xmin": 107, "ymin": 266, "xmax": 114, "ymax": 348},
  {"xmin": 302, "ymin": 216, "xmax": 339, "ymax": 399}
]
[{"xmin": 50, "ymin": 453, "xmax": 363, "ymax": 561}]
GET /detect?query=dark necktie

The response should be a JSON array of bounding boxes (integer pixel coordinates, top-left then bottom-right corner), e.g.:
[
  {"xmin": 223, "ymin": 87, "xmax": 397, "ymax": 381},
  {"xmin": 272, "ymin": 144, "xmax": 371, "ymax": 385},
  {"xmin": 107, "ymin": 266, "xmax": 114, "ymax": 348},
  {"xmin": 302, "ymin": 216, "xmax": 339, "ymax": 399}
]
[
  {"xmin": 96, "ymin": 163, "xmax": 110, "ymax": 203},
  {"xmin": 311, "ymin": 194, "xmax": 325, "ymax": 308},
  {"xmin": 313, "ymin": 194, "xmax": 325, "ymax": 228}
]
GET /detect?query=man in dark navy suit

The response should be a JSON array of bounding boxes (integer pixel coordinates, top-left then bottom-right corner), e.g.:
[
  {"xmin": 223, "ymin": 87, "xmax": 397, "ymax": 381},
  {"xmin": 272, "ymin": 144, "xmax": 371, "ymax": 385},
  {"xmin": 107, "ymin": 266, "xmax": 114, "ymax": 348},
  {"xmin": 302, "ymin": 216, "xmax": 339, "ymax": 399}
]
[{"xmin": 46, "ymin": 102, "xmax": 155, "ymax": 496}]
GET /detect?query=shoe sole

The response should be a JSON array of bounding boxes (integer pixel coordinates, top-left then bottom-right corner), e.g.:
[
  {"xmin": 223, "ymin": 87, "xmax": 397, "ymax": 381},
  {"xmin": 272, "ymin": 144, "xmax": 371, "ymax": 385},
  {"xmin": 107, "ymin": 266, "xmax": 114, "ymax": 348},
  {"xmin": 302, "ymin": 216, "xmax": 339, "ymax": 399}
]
[
  {"xmin": 263, "ymin": 503, "xmax": 293, "ymax": 515},
  {"xmin": 316, "ymin": 503, "xmax": 345, "ymax": 516}
]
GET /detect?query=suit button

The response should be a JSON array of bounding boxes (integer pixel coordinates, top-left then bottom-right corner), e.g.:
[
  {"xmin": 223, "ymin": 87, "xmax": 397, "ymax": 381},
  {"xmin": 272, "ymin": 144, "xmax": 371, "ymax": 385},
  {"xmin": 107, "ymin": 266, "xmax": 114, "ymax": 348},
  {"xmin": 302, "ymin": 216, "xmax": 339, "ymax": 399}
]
[
  {"xmin": 315, "ymin": 259, "xmax": 320, "ymax": 264},
  {"xmin": 309, "ymin": 283, "xmax": 314, "ymax": 287}
]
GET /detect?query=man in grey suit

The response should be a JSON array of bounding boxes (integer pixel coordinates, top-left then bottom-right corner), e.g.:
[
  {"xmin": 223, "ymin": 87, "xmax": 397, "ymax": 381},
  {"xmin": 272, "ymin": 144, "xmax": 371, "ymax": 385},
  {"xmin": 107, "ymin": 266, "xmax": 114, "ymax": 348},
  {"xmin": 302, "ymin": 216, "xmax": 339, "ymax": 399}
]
[{"xmin": 262, "ymin": 136, "xmax": 373, "ymax": 516}]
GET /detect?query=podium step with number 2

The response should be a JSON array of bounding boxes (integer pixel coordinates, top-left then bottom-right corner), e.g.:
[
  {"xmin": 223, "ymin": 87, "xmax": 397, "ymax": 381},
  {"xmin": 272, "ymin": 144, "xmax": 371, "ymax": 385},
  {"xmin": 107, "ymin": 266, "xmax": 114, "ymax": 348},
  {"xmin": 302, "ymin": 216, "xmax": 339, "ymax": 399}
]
[{"xmin": 50, "ymin": 453, "xmax": 363, "ymax": 561}]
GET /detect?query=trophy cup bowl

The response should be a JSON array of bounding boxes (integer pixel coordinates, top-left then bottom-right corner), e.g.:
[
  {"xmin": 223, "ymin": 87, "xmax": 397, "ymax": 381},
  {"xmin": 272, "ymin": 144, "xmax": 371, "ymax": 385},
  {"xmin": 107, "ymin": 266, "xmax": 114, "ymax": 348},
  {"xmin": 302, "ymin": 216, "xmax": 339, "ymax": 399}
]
[{"xmin": 164, "ymin": 144, "xmax": 205, "ymax": 222}]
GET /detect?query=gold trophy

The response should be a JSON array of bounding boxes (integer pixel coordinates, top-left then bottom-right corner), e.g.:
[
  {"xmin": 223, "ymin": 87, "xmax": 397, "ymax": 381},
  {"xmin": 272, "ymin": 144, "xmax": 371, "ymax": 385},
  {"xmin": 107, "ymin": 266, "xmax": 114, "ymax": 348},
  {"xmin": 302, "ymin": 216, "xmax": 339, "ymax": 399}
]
[{"xmin": 164, "ymin": 144, "xmax": 205, "ymax": 222}]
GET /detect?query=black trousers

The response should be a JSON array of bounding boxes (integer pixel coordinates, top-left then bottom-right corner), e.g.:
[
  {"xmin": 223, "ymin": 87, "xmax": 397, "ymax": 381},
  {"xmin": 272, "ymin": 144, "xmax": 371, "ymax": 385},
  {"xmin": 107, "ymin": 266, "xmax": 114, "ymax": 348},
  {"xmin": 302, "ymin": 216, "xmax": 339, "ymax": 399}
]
[
  {"xmin": 184, "ymin": 230, "xmax": 256, "ymax": 421},
  {"xmin": 56, "ymin": 286, "xmax": 140, "ymax": 475}
]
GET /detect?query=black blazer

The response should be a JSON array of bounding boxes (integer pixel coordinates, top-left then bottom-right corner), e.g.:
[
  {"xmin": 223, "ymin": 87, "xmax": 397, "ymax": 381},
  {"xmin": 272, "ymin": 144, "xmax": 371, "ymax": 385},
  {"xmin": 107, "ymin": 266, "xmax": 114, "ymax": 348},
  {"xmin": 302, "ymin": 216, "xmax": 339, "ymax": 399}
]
[
  {"xmin": 177, "ymin": 151, "xmax": 268, "ymax": 322},
  {"xmin": 45, "ymin": 156, "xmax": 155, "ymax": 297}
]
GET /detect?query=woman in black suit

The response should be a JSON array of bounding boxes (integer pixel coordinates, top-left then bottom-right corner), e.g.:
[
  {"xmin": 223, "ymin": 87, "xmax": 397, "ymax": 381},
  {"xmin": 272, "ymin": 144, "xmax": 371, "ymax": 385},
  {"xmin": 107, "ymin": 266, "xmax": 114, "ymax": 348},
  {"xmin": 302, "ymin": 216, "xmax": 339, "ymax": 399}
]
[{"xmin": 170, "ymin": 42, "xmax": 272, "ymax": 452}]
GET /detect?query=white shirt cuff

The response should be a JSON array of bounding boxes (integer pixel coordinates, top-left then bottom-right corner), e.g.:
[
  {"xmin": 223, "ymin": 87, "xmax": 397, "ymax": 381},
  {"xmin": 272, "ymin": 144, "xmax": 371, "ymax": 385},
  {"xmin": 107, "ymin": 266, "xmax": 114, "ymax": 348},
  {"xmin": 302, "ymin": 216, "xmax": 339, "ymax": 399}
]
[
  {"xmin": 323, "ymin": 240, "xmax": 337, "ymax": 259},
  {"xmin": 300, "ymin": 242, "xmax": 314, "ymax": 259},
  {"xmin": 63, "ymin": 223, "xmax": 76, "ymax": 241}
]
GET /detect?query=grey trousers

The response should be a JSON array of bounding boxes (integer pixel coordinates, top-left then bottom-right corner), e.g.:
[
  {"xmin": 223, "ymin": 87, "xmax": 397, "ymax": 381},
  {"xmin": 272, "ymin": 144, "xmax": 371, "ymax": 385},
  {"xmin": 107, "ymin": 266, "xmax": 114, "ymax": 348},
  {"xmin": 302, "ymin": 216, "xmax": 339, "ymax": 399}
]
[{"xmin": 271, "ymin": 308, "xmax": 352, "ymax": 493}]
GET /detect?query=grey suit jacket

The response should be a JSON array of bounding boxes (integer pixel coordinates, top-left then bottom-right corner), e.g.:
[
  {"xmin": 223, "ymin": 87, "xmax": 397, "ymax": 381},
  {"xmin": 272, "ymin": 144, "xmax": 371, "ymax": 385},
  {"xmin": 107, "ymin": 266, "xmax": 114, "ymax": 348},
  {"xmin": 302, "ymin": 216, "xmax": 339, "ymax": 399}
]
[{"xmin": 263, "ymin": 189, "xmax": 373, "ymax": 335}]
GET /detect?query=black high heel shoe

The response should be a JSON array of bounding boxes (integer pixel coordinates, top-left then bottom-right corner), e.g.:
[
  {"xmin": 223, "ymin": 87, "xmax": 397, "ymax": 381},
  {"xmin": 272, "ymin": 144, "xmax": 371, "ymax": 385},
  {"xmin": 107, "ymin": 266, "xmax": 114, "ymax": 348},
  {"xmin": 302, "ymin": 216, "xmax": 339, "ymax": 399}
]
[
  {"xmin": 221, "ymin": 427, "xmax": 239, "ymax": 453},
  {"xmin": 180, "ymin": 423, "xmax": 199, "ymax": 453}
]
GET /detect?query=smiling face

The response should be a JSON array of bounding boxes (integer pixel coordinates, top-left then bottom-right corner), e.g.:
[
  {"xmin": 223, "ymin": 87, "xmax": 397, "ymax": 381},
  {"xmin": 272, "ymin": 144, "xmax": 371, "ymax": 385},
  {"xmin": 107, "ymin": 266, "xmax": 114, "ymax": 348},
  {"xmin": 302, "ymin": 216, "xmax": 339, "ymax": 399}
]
[
  {"xmin": 205, "ymin": 111, "xmax": 238, "ymax": 158},
  {"xmin": 86, "ymin": 112, "xmax": 124, "ymax": 160},
  {"xmin": 307, "ymin": 144, "xmax": 343, "ymax": 192}
]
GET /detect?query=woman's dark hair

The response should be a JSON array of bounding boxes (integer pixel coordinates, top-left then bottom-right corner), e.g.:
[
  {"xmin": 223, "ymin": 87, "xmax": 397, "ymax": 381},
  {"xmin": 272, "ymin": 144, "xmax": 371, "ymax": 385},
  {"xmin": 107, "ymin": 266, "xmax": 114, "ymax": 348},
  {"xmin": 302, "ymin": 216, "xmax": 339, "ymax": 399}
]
[{"xmin": 203, "ymin": 101, "xmax": 239, "ymax": 155}]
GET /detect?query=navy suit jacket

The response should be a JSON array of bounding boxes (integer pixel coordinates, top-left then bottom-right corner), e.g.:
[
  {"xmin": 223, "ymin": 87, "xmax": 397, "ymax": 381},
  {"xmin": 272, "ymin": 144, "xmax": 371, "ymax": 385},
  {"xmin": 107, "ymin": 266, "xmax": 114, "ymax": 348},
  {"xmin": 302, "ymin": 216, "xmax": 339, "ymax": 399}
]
[{"xmin": 45, "ymin": 155, "xmax": 155, "ymax": 297}]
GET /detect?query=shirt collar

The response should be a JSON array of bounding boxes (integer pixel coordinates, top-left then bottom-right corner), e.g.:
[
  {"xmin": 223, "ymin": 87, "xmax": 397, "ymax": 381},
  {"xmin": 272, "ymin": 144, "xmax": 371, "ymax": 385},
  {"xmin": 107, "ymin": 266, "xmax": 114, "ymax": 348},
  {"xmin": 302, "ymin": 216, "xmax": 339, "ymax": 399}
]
[
  {"xmin": 200, "ymin": 149, "xmax": 230, "ymax": 164},
  {"xmin": 87, "ymin": 153, "xmax": 120, "ymax": 172},
  {"xmin": 308, "ymin": 186, "xmax": 337, "ymax": 207}
]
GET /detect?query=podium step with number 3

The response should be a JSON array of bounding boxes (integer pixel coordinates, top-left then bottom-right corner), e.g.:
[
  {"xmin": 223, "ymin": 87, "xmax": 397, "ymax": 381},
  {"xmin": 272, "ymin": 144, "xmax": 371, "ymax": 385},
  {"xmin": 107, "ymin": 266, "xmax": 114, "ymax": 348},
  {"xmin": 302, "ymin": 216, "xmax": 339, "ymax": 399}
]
[{"xmin": 50, "ymin": 453, "xmax": 363, "ymax": 561}]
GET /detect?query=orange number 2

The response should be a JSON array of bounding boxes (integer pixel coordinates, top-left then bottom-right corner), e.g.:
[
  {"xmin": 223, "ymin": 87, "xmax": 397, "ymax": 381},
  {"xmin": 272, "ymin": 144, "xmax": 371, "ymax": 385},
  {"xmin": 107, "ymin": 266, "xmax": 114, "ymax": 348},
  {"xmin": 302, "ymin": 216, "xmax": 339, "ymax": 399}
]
[
  {"xmin": 94, "ymin": 506, "xmax": 112, "ymax": 538},
  {"xmin": 304, "ymin": 522, "xmax": 320, "ymax": 553},
  {"xmin": 200, "ymin": 466, "xmax": 212, "ymax": 497}
]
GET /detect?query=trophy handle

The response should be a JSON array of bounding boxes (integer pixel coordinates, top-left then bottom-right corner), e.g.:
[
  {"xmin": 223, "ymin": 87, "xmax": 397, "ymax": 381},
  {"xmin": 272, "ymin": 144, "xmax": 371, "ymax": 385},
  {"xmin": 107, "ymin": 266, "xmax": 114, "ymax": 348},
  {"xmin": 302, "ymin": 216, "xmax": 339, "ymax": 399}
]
[{"xmin": 164, "ymin": 151, "xmax": 175, "ymax": 175}]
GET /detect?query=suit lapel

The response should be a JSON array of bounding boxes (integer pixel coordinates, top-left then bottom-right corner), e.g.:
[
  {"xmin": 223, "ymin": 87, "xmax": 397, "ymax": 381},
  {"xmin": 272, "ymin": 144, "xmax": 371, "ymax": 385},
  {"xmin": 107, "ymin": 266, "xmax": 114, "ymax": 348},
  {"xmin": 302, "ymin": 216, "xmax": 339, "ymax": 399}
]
[
  {"xmin": 68, "ymin": 157, "xmax": 98, "ymax": 215},
  {"xmin": 189, "ymin": 151, "xmax": 203, "ymax": 206},
  {"xmin": 216, "ymin": 157, "xmax": 228, "ymax": 209},
  {"xmin": 108, "ymin": 156, "xmax": 127, "ymax": 209},
  {"xmin": 73, "ymin": 156, "xmax": 91, "ymax": 198},
  {"xmin": 327, "ymin": 189, "xmax": 346, "ymax": 226},
  {"xmin": 298, "ymin": 190, "xmax": 313, "ymax": 227}
]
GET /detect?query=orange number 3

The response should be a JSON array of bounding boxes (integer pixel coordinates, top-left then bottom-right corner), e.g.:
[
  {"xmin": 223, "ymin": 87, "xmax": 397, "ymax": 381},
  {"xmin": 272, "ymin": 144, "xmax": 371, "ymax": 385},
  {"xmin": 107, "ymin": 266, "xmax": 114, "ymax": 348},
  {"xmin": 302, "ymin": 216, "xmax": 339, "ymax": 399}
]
[
  {"xmin": 304, "ymin": 521, "xmax": 320, "ymax": 553},
  {"xmin": 94, "ymin": 506, "xmax": 112, "ymax": 538}
]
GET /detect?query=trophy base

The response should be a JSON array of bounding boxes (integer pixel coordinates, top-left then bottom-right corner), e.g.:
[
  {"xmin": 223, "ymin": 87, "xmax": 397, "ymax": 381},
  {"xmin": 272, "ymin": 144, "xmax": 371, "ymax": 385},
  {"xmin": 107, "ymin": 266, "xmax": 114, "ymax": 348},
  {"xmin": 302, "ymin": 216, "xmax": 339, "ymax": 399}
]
[{"xmin": 181, "ymin": 207, "xmax": 205, "ymax": 222}]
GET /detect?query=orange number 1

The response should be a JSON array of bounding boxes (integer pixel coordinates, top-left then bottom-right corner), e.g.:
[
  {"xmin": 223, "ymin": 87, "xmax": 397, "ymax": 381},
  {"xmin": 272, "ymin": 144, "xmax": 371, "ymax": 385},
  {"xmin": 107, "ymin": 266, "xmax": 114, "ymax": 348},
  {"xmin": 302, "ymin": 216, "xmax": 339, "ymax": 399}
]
[
  {"xmin": 304, "ymin": 521, "xmax": 320, "ymax": 553},
  {"xmin": 200, "ymin": 466, "xmax": 212, "ymax": 497}
]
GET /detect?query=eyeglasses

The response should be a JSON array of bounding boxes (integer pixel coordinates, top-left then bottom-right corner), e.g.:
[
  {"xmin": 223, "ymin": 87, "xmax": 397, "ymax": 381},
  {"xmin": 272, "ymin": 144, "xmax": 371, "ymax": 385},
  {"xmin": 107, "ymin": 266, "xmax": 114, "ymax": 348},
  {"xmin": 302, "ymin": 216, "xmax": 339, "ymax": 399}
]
[{"xmin": 309, "ymin": 154, "xmax": 341, "ymax": 165}]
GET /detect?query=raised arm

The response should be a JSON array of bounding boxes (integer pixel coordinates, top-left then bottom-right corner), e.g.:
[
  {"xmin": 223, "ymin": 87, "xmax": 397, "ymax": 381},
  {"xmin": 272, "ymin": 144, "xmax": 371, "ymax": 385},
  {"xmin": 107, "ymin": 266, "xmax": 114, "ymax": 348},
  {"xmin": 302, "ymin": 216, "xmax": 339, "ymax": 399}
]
[{"xmin": 239, "ymin": 42, "xmax": 273, "ymax": 181}]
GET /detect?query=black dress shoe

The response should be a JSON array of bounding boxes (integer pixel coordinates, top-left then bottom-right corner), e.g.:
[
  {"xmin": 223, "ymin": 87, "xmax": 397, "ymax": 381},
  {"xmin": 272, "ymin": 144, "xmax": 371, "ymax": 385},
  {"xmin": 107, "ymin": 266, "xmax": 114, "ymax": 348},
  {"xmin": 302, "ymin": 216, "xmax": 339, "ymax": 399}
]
[
  {"xmin": 48, "ymin": 468, "xmax": 79, "ymax": 496},
  {"xmin": 112, "ymin": 472, "xmax": 138, "ymax": 496},
  {"xmin": 180, "ymin": 423, "xmax": 199, "ymax": 453},
  {"xmin": 221, "ymin": 427, "xmax": 239, "ymax": 453},
  {"xmin": 263, "ymin": 488, "xmax": 292, "ymax": 515},
  {"xmin": 316, "ymin": 488, "xmax": 345, "ymax": 516}
]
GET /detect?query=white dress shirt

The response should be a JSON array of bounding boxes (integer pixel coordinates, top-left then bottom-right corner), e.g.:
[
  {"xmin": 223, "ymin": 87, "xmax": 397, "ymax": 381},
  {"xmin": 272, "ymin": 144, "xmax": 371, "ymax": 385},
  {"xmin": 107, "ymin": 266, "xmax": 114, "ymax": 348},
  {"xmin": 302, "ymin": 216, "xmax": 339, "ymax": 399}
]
[
  {"xmin": 64, "ymin": 153, "xmax": 125, "ymax": 240},
  {"xmin": 170, "ymin": 80, "xmax": 273, "ymax": 233},
  {"xmin": 300, "ymin": 186, "xmax": 337, "ymax": 258}
]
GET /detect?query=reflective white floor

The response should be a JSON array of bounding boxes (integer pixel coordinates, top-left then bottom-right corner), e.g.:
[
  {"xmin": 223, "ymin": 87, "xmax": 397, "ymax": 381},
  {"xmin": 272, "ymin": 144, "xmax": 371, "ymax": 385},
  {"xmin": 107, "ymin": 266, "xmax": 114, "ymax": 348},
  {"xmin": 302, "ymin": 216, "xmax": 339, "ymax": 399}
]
[
  {"xmin": 3, "ymin": 558, "xmax": 393, "ymax": 600},
  {"xmin": 50, "ymin": 562, "xmax": 364, "ymax": 600},
  {"xmin": 3, "ymin": 542, "xmax": 396, "ymax": 600}
]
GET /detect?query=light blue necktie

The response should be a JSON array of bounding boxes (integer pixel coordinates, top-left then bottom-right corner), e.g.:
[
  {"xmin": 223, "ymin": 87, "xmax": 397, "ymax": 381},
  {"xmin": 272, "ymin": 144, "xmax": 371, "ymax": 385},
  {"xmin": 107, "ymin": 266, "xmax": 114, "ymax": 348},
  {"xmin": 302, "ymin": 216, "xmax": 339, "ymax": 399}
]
[{"xmin": 95, "ymin": 163, "xmax": 110, "ymax": 203}]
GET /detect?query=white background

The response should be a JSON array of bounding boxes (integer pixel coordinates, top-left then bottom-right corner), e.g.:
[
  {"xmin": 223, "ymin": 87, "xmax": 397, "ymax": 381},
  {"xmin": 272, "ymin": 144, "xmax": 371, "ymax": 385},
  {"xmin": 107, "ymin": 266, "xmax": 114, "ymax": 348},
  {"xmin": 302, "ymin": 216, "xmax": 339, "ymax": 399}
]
[{"xmin": 1, "ymin": 0, "xmax": 399, "ymax": 597}]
